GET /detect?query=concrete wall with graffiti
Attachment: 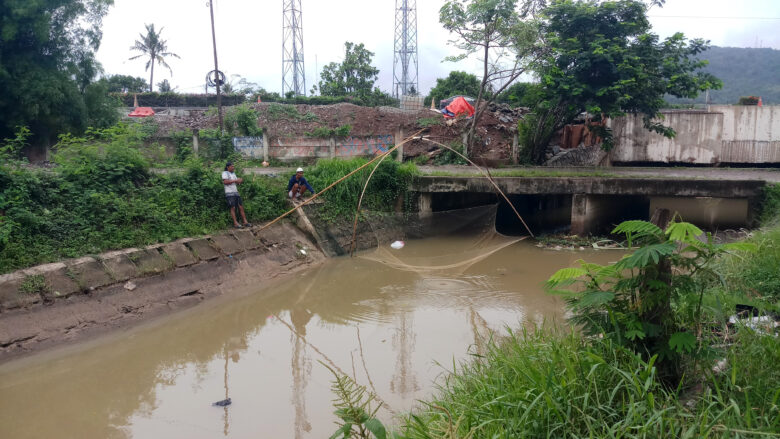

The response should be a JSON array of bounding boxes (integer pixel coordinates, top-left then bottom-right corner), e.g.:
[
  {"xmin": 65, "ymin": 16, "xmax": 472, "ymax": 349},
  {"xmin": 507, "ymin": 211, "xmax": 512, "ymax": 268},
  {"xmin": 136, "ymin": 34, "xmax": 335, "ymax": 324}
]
[
  {"xmin": 335, "ymin": 135, "xmax": 394, "ymax": 157},
  {"xmin": 233, "ymin": 134, "xmax": 396, "ymax": 161}
]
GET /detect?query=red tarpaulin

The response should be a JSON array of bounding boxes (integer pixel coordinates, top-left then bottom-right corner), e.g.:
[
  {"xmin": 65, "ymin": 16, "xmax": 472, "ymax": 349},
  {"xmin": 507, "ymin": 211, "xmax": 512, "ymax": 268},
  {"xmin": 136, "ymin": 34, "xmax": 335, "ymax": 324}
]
[
  {"xmin": 442, "ymin": 96, "xmax": 475, "ymax": 119},
  {"xmin": 128, "ymin": 107, "xmax": 155, "ymax": 117}
]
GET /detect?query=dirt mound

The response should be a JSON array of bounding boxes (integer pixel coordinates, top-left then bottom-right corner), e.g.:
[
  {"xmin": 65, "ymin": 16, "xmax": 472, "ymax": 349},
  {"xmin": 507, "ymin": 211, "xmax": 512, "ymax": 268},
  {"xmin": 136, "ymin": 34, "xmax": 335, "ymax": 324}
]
[{"xmin": 157, "ymin": 102, "xmax": 528, "ymax": 163}]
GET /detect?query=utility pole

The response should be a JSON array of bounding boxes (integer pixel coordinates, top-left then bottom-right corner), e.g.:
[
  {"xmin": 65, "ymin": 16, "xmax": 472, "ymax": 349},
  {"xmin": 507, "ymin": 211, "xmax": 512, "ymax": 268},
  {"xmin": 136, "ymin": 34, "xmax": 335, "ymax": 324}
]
[
  {"xmin": 282, "ymin": 0, "xmax": 306, "ymax": 97},
  {"xmin": 393, "ymin": 0, "xmax": 418, "ymax": 98},
  {"xmin": 209, "ymin": 0, "xmax": 223, "ymax": 132}
]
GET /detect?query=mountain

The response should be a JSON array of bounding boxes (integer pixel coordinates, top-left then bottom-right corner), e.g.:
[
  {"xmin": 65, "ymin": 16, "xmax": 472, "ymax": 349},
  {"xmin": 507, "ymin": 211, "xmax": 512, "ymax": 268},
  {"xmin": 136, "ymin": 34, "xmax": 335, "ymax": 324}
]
[{"xmin": 667, "ymin": 46, "xmax": 780, "ymax": 105}]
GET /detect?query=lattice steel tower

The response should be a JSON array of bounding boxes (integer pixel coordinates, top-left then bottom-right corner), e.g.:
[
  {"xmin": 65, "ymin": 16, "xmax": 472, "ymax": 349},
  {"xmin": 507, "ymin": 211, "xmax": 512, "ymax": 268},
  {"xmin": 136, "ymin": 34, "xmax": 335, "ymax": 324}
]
[
  {"xmin": 282, "ymin": 0, "xmax": 306, "ymax": 97},
  {"xmin": 393, "ymin": 0, "xmax": 418, "ymax": 97}
]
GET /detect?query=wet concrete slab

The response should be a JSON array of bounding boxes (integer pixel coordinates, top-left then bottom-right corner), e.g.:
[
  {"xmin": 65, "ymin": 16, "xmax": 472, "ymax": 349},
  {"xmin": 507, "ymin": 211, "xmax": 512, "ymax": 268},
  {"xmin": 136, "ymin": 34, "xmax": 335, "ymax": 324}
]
[
  {"xmin": 232, "ymin": 229, "xmax": 263, "ymax": 250},
  {"xmin": 23, "ymin": 263, "xmax": 81, "ymax": 298},
  {"xmin": 163, "ymin": 243, "xmax": 198, "ymax": 267},
  {"xmin": 101, "ymin": 254, "xmax": 138, "ymax": 282},
  {"xmin": 210, "ymin": 234, "xmax": 244, "ymax": 256},
  {"xmin": 129, "ymin": 249, "xmax": 172, "ymax": 275},
  {"xmin": 0, "ymin": 273, "xmax": 40, "ymax": 310},
  {"xmin": 67, "ymin": 258, "xmax": 113, "ymax": 290},
  {"xmin": 187, "ymin": 239, "xmax": 220, "ymax": 261}
]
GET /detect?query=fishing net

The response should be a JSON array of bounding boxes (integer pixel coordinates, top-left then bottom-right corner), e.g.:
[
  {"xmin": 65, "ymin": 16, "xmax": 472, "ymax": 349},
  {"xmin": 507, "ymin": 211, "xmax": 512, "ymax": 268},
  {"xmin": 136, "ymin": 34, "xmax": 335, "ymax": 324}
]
[
  {"xmin": 359, "ymin": 205, "xmax": 523, "ymax": 275},
  {"xmin": 298, "ymin": 203, "xmax": 523, "ymax": 275}
]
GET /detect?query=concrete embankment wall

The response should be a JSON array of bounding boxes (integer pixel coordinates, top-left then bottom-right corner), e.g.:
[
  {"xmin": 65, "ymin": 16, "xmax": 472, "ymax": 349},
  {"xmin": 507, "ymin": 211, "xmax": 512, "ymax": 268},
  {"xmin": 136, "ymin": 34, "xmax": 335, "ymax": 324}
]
[
  {"xmin": 232, "ymin": 133, "xmax": 399, "ymax": 161},
  {"xmin": 0, "ymin": 222, "xmax": 322, "ymax": 356},
  {"xmin": 611, "ymin": 105, "xmax": 780, "ymax": 164}
]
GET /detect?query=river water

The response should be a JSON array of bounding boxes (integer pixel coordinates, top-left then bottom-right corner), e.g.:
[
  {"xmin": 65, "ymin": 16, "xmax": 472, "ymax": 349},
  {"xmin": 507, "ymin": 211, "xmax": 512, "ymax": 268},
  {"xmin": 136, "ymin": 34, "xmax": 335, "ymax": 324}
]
[{"xmin": 0, "ymin": 235, "xmax": 620, "ymax": 439}]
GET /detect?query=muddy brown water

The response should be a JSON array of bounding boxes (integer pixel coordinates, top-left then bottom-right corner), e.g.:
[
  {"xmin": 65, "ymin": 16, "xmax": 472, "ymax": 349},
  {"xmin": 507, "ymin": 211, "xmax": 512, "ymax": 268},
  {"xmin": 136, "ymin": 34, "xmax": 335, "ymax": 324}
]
[{"xmin": 0, "ymin": 236, "xmax": 620, "ymax": 439}]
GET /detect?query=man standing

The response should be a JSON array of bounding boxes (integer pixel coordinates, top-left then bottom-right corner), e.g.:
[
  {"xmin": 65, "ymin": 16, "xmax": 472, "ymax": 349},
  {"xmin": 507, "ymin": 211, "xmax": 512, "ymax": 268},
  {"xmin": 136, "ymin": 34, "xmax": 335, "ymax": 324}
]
[
  {"xmin": 222, "ymin": 162, "xmax": 251, "ymax": 228},
  {"xmin": 287, "ymin": 167, "xmax": 315, "ymax": 201}
]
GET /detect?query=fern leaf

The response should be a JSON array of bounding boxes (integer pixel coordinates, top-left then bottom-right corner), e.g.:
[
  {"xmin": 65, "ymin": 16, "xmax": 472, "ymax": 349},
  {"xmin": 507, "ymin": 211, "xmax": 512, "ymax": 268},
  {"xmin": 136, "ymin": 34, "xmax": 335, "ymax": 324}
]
[
  {"xmin": 612, "ymin": 220, "xmax": 662, "ymax": 238},
  {"xmin": 669, "ymin": 332, "xmax": 696, "ymax": 353},
  {"xmin": 547, "ymin": 267, "xmax": 588, "ymax": 284},
  {"xmin": 616, "ymin": 242, "xmax": 677, "ymax": 269},
  {"xmin": 576, "ymin": 290, "xmax": 615, "ymax": 308},
  {"xmin": 665, "ymin": 222, "xmax": 703, "ymax": 243}
]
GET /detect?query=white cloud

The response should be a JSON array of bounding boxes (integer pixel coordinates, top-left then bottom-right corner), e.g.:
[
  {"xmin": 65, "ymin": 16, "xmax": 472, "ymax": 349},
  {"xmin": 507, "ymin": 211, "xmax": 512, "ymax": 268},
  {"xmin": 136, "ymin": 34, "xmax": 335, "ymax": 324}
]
[{"xmin": 96, "ymin": 0, "xmax": 780, "ymax": 96}]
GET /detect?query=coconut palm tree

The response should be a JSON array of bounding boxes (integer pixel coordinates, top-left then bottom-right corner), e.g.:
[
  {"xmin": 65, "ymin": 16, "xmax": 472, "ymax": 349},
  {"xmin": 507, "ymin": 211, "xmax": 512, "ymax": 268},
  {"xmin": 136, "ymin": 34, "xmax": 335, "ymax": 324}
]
[{"xmin": 129, "ymin": 24, "xmax": 180, "ymax": 92}]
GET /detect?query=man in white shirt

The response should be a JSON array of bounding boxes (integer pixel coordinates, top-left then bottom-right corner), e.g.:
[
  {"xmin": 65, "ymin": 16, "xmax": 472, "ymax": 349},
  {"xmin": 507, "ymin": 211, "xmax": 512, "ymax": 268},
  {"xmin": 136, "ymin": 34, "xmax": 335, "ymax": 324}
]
[{"xmin": 222, "ymin": 162, "xmax": 251, "ymax": 228}]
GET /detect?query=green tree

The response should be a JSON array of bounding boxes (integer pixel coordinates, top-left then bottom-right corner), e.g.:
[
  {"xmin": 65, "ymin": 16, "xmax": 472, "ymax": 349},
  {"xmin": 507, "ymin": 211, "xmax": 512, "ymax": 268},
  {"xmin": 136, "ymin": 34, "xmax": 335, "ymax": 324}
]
[
  {"xmin": 535, "ymin": 0, "xmax": 720, "ymax": 151},
  {"xmin": 156, "ymin": 79, "xmax": 173, "ymax": 93},
  {"xmin": 0, "ymin": 0, "xmax": 113, "ymax": 142},
  {"xmin": 103, "ymin": 74, "xmax": 149, "ymax": 93},
  {"xmin": 129, "ymin": 24, "xmax": 180, "ymax": 92},
  {"xmin": 440, "ymin": 0, "xmax": 543, "ymax": 154},
  {"xmin": 318, "ymin": 42, "xmax": 380, "ymax": 98},
  {"xmin": 496, "ymin": 82, "xmax": 543, "ymax": 107},
  {"xmin": 426, "ymin": 71, "xmax": 482, "ymax": 107}
]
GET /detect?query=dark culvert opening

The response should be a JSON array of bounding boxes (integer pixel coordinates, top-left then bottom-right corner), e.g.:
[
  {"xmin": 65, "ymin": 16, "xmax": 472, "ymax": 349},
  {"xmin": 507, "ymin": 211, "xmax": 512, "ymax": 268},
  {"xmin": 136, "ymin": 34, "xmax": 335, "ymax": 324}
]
[{"xmin": 496, "ymin": 194, "xmax": 572, "ymax": 236}]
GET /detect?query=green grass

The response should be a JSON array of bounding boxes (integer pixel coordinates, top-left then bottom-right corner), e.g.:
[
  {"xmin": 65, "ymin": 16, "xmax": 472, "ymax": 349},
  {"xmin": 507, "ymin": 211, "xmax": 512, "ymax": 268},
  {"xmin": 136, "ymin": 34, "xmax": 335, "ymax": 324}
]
[
  {"xmin": 395, "ymin": 329, "xmax": 779, "ymax": 439},
  {"xmin": 425, "ymin": 169, "xmax": 620, "ymax": 178}
]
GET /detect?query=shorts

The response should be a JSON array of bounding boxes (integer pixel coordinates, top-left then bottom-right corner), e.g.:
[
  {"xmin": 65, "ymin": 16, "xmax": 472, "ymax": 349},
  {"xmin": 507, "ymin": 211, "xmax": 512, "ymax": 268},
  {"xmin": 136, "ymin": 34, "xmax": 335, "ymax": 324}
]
[
  {"xmin": 225, "ymin": 194, "xmax": 243, "ymax": 208},
  {"xmin": 288, "ymin": 190, "xmax": 301, "ymax": 199}
]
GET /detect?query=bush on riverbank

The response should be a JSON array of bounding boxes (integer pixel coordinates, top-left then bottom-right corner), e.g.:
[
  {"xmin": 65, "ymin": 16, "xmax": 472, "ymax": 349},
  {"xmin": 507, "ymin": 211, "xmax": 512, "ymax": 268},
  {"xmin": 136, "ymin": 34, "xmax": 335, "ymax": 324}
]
[
  {"xmin": 395, "ymin": 329, "xmax": 779, "ymax": 438},
  {"xmin": 0, "ymin": 124, "xmax": 419, "ymax": 273}
]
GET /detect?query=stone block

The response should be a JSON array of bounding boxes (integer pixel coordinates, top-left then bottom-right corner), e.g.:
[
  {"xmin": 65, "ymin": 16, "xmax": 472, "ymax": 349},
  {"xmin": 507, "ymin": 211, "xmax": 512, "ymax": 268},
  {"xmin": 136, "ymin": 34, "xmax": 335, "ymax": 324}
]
[
  {"xmin": 163, "ymin": 243, "xmax": 198, "ymax": 267},
  {"xmin": 129, "ymin": 249, "xmax": 172, "ymax": 275},
  {"xmin": 102, "ymin": 254, "xmax": 138, "ymax": 281},
  {"xmin": 67, "ymin": 258, "xmax": 114, "ymax": 289},
  {"xmin": 210, "ymin": 234, "xmax": 244, "ymax": 255},
  {"xmin": 232, "ymin": 229, "xmax": 263, "ymax": 250},
  {"xmin": 187, "ymin": 239, "xmax": 220, "ymax": 261},
  {"xmin": 21, "ymin": 263, "xmax": 80, "ymax": 298},
  {"xmin": 0, "ymin": 273, "xmax": 41, "ymax": 310}
]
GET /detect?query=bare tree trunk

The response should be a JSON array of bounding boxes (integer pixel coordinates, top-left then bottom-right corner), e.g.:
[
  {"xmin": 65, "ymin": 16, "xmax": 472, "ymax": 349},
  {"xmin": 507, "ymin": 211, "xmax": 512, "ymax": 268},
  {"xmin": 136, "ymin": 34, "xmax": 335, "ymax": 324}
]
[
  {"xmin": 149, "ymin": 53, "xmax": 155, "ymax": 92},
  {"xmin": 465, "ymin": 41, "xmax": 491, "ymax": 157}
]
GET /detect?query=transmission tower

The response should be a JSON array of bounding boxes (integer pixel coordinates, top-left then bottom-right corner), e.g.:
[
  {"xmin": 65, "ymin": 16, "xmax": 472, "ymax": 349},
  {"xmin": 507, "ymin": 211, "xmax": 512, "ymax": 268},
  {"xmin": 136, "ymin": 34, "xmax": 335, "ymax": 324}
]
[
  {"xmin": 393, "ymin": 0, "xmax": 418, "ymax": 98},
  {"xmin": 282, "ymin": 0, "xmax": 306, "ymax": 97}
]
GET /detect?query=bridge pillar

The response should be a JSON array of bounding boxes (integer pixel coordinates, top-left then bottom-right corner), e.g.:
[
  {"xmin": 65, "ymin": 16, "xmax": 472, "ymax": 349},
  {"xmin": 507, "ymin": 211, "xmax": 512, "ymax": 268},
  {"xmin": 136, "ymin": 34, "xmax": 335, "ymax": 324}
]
[
  {"xmin": 417, "ymin": 193, "xmax": 433, "ymax": 218},
  {"xmin": 571, "ymin": 194, "xmax": 639, "ymax": 236}
]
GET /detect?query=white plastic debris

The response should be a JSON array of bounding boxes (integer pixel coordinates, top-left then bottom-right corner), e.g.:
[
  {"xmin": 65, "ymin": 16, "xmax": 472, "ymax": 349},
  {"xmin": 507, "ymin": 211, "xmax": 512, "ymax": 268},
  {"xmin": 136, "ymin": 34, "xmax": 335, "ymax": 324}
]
[
  {"xmin": 124, "ymin": 281, "xmax": 137, "ymax": 291},
  {"xmin": 390, "ymin": 241, "xmax": 405, "ymax": 250},
  {"xmin": 300, "ymin": 249, "xmax": 307, "ymax": 255}
]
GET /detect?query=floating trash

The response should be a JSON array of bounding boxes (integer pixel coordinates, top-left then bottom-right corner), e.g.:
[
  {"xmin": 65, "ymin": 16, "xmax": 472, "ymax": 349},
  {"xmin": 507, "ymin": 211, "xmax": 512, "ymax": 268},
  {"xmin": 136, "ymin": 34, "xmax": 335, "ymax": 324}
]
[
  {"xmin": 213, "ymin": 398, "xmax": 232, "ymax": 407},
  {"xmin": 390, "ymin": 241, "xmax": 405, "ymax": 250}
]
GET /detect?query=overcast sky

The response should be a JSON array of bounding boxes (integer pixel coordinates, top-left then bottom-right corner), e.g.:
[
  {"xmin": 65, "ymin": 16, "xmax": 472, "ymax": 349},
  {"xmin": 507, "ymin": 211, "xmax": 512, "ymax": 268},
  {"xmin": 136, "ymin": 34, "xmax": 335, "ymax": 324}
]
[{"xmin": 95, "ymin": 0, "xmax": 780, "ymax": 96}]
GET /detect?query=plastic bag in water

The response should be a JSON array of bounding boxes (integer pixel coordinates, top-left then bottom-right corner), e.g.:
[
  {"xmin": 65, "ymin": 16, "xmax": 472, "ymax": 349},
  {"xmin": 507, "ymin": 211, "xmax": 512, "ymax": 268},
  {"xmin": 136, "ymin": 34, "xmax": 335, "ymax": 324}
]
[{"xmin": 390, "ymin": 241, "xmax": 405, "ymax": 250}]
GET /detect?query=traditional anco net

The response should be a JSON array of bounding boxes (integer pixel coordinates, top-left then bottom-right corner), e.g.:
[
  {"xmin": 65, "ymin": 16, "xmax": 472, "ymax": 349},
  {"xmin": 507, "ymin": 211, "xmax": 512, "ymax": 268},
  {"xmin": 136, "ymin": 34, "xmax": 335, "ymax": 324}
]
[{"xmin": 355, "ymin": 205, "xmax": 524, "ymax": 275}]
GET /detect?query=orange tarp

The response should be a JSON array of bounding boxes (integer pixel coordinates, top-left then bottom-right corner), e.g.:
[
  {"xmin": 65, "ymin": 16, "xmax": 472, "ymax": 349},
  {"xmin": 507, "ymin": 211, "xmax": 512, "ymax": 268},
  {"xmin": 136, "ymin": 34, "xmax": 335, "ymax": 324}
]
[{"xmin": 128, "ymin": 107, "xmax": 155, "ymax": 117}]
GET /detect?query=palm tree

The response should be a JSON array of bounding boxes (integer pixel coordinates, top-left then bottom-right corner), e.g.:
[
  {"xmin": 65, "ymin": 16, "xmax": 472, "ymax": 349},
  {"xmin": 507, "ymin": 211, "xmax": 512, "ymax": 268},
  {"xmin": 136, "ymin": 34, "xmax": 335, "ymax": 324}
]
[{"xmin": 129, "ymin": 24, "xmax": 180, "ymax": 92}]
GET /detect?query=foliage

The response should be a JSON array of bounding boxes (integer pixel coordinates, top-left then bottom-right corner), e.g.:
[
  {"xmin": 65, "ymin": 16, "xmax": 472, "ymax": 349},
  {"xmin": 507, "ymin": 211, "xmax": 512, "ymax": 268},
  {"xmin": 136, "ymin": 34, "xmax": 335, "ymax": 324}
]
[
  {"xmin": 536, "ymin": 0, "xmax": 721, "ymax": 150},
  {"xmin": 303, "ymin": 158, "xmax": 418, "ymax": 223},
  {"xmin": 170, "ymin": 129, "xmax": 193, "ymax": 161},
  {"xmin": 737, "ymin": 96, "xmax": 760, "ymax": 105},
  {"xmin": 0, "ymin": 0, "xmax": 113, "ymax": 143},
  {"xmin": 432, "ymin": 142, "xmax": 468, "ymax": 165},
  {"xmin": 416, "ymin": 117, "xmax": 442, "ymax": 128},
  {"xmin": 1, "ymin": 126, "xmax": 32, "ymax": 160},
  {"xmin": 547, "ymin": 219, "xmax": 756, "ymax": 382},
  {"xmin": 223, "ymin": 104, "xmax": 262, "ymax": 136},
  {"xmin": 221, "ymin": 74, "xmax": 258, "ymax": 97},
  {"xmin": 666, "ymin": 47, "xmax": 780, "ymax": 105},
  {"xmin": 495, "ymin": 82, "xmax": 543, "ymax": 108},
  {"xmin": 156, "ymin": 79, "xmax": 174, "ymax": 93},
  {"xmin": 440, "ymin": 0, "xmax": 542, "ymax": 151},
  {"xmin": 113, "ymin": 92, "xmax": 246, "ymax": 107},
  {"xmin": 323, "ymin": 363, "xmax": 386, "ymax": 439},
  {"xmin": 102, "ymin": 74, "xmax": 149, "ymax": 93},
  {"xmin": 318, "ymin": 42, "xmax": 380, "ymax": 98},
  {"xmin": 19, "ymin": 275, "xmax": 49, "ymax": 295},
  {"xmin": 425, "ymin": 71, "xmax": 483, "ymax": 107},
  {"xmin": 128, "ymin": 23, "xmax": 180, "ymax": 92},
  {"xmin": 198, "ymin": 129, "xmax": 234, "ymax": 159},
  {"xmin": 759, "ymin": 184, "xmax": 780, "ymax": 227},
  {"xmin": 306, "ymin": 125, "xmax": 352, "ymax": 138},
  {"xmin": 253, "ymin": 92, "xmax": 398, "ymax": 108},
  {"xmin": 83, "ymin": 80, "xmax": 122, "ymax": 128},
  {"xmin": 396, "ymin": 328, "xmax": 780, "ymax": 438},
  {"xmin": 0, "ymin": 125, "xmax": 287, "ymax": 273}
]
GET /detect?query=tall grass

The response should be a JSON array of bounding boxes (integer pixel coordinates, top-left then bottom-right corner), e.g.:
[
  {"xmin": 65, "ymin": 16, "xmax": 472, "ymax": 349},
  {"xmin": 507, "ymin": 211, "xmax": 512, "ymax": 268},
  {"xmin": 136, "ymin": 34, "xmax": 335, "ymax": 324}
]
[{"xmin": 395, "ymin": 329, "xmax": 779, "ymax": 438}]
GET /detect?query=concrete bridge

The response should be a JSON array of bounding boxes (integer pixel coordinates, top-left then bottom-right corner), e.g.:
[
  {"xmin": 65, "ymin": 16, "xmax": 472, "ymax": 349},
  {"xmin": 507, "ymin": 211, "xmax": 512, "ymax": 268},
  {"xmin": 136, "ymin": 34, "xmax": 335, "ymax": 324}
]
[{"xmin": 410, "ymin": 175, "xmax": 769, "ymax": 235}]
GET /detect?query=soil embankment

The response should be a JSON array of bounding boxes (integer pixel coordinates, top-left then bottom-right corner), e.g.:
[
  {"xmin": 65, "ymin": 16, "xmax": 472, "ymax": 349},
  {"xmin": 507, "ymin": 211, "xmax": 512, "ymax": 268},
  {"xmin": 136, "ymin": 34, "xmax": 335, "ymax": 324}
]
[{"xmin": 0, "ymin": 222, "xmax": 324, "ymax": 362}]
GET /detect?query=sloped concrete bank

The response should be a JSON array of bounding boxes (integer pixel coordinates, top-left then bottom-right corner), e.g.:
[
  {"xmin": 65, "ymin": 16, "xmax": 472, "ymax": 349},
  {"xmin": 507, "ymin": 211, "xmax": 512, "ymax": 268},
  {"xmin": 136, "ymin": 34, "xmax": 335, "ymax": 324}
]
[{"xmin": 0, "ymin": 222, "xmax": 325, "ymax": 362}]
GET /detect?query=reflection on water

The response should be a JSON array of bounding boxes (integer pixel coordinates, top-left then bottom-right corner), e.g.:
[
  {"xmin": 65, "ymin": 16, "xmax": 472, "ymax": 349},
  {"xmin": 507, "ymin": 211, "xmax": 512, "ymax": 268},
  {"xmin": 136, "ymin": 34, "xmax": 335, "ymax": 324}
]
[{"xmin": 0, "ymin": 236, "xmax": 619, "ymax": 439}]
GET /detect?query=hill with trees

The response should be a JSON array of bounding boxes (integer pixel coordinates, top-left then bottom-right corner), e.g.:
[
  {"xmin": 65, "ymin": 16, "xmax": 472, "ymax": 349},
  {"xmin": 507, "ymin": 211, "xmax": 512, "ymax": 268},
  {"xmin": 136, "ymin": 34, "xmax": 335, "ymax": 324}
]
[{"xmin": 668, "ymin": 46, "xmax": 780, "ymax": 105}]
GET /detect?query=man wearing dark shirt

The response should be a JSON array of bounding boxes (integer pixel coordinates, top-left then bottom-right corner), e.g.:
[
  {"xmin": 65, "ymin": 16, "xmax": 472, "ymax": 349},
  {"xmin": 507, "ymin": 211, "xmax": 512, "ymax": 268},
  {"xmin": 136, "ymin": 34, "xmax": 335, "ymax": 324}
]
[{"xmin": 287, "ymin": 167, "xmax": 315, "ymax": 200}]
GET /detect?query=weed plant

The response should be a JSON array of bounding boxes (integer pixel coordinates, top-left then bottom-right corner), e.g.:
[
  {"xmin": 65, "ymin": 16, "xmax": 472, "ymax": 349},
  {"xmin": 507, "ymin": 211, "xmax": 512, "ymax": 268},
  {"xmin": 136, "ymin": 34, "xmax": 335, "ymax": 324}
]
[{"xmin": 396, "ymin": 329, "xmax": 779, "ymax": 438}]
